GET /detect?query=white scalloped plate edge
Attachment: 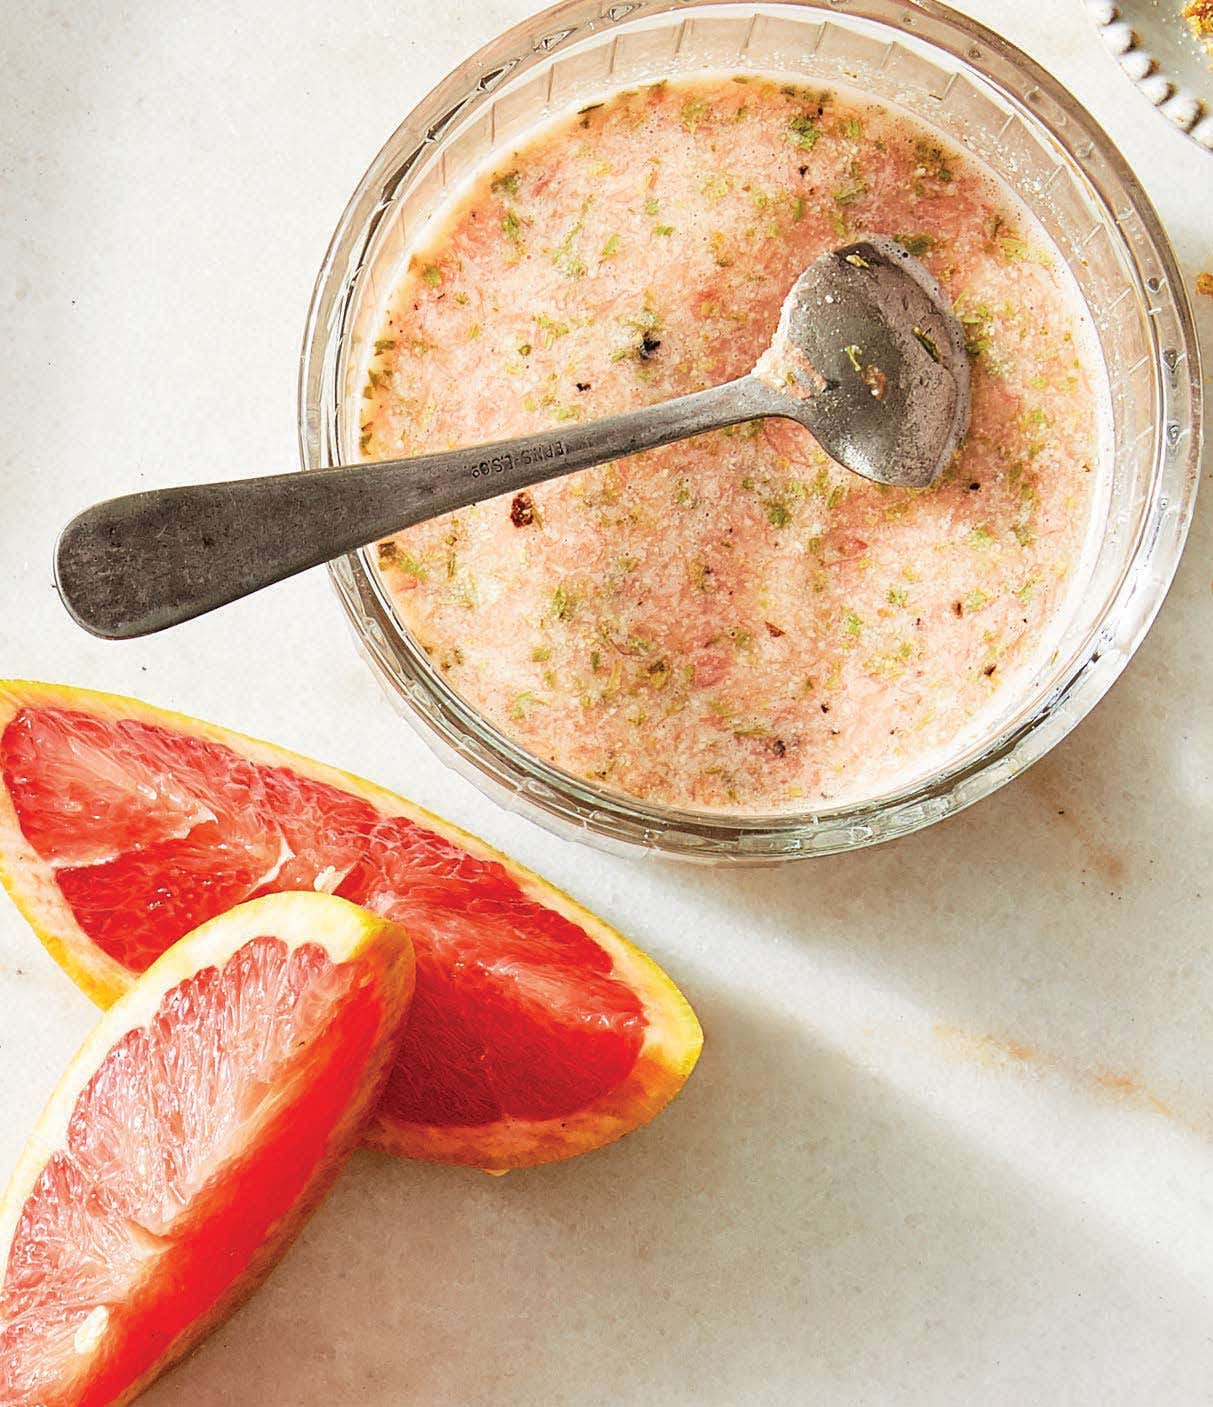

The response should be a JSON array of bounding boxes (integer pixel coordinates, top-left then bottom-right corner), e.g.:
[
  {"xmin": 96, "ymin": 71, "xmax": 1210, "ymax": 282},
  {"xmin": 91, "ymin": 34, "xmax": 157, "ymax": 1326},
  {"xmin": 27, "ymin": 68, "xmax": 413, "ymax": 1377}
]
[{"xmin": 1084, "ymin": 0, "xmax": 1213, "ymax": 150}]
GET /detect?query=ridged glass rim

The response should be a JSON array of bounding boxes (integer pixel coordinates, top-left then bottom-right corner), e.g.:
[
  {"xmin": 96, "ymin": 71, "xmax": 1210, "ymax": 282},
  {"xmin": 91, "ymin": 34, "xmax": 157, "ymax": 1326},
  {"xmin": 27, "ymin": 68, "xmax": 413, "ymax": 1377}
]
[{"xmin": 300, "ymin": 0, "xmax": 1202, "ymax": 862}]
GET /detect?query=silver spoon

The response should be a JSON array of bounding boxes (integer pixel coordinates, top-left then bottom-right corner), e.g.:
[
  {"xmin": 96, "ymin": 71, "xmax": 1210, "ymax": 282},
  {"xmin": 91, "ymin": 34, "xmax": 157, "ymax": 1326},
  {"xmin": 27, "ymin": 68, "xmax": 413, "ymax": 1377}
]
[{"xmin": 55, "ymin": 235, "xmax": 969, "ymax": 640}]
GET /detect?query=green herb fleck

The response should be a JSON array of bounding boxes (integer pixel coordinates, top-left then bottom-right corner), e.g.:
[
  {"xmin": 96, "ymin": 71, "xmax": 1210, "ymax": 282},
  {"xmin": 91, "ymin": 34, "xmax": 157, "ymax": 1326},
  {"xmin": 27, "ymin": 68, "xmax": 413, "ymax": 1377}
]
[
  {"xmin": 732, "ymin": 723, "xmax": 769, "ymax": 739},
  {"xmin": 913, "ymin": 326, "xmax": 941, "ymax": 363},
  {"xmin": 916, "ymin": 142, "xmax": 953, "ymax": 183},
  {"xmin": 421, "ymin": 264, "xmax": 441, "ymax": 287},
  {"xmin": 551, "ymin": 584, "xmax": 578, "ymax": 622},
  {"xmin": 553, "ymin": 220, "xmax": 587, "ymax": 278},
  {"xmin": 450, "ymin": 572, "xmax": 477, "ymax": 610},
  {"xmin": 844, "ymin": 344, "xmax": 863, "ymax": 373},
  {"xmin": 600, "ymin": 232, "xmax": 620, "ymax": 258},
  {"xmin": 503, "ymin": 209, "xmax": 523, "ymax": 244},
  {"xmin": 833, "ymin": 175, "xmax": 868, "ymax": 206},
  {"xmin": 841, "ymin": 608, "xmax": 864, "ymax": 638},
  {"xmin": 645, "ymin": 658, "xmax": 671, "ymax": 690},
  {"xmin": 392, "ymin": 548, "xmax": 428, "ymax": 580},
  {"xmin": 788, "ymin": 114, "xmax": 820, "ymax": 151},
  {"xmin": 896, "ymin": 233, "xmax": 933, "ymax": 257},
  {"xmin": 999, "ymin": 234, "xmax": 1051, "ymax": 266},
  {"xmin": 510, "ymin": 691, "xmax": 547, "ymax": 721},
  {"xmin": 765, "ymin": 499, "xmax": 792, "ymax": 528},
  {"xmin": 680, "ymin": 97, "xmax": 709, "ymax": 132},
  {"xmin": 535, "ymin": 312, "xmax": 570, "ymax": 347},
  {"xmin": 887, "ymin": 586, "xmax": 909, "ymax": 607},
  {"xmin": 689, "ymin": 560, "xmax": 714, "ymax": 591},
  {"xmin": 491, "ymin": 170, "xmax": 521, "ymax": 197},
  {"xmin": 373, "ymin": 338, "xmax": 397, "ymax": 354}
]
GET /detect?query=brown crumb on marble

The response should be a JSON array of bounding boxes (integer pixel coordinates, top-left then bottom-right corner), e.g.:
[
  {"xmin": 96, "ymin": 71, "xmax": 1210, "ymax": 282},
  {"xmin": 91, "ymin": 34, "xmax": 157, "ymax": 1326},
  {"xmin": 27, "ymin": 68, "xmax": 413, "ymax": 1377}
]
[{"xmin": 1184, "ymin": 0, "xmax": 1213, "ymax": 48}]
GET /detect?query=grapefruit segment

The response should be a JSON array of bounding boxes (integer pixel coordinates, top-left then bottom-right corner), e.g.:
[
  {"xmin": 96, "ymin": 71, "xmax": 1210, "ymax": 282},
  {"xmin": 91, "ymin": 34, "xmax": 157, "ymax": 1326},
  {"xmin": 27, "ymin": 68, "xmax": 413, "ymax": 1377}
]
[
  {"xmin": 0, "ymin": 682, "xmax": 702, "ymax": 1169},
  {"xmin": 0, "ymin": 890, "xmax": 413, "ymax": 1407}
]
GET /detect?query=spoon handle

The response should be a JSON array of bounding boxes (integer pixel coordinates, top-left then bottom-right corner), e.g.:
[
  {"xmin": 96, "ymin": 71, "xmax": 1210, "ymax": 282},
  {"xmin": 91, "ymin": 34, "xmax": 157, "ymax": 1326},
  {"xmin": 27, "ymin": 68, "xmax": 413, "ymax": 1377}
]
[{"xmin": 56, "ymin": 375, "xmax": 786, "ymax": 640}]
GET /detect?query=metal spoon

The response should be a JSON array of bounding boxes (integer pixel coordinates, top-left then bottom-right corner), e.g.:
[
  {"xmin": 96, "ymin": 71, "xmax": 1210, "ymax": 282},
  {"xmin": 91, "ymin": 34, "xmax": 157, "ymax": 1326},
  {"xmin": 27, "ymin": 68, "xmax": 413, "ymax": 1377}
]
[{"xmin": 55, "ymin": 235, "xmax": 969, "ymax": 640}]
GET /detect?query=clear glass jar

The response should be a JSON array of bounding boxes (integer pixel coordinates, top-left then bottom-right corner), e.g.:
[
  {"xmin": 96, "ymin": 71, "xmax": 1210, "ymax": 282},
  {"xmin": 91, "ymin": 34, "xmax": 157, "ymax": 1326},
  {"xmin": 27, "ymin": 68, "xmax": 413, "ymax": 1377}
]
[{"xmin": 300, "ymin": 0, "xmax": 1201, "ymax": 863}]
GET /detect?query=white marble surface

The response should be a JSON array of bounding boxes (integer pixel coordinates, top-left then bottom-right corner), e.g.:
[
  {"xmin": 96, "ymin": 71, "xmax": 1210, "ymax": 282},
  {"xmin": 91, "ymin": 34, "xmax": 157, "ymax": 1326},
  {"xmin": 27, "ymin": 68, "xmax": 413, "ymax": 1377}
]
[{"xmin": 1, "ymin": 1, "xmax": 1211, "ymax": 1402}]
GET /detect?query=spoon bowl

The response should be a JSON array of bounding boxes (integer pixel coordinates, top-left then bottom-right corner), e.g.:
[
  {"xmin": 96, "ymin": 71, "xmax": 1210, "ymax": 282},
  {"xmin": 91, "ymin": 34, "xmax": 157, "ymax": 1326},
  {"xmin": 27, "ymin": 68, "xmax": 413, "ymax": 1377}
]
[{"xmin": 760, "ymin": 234, "xmax": 970, "ymax": 488}]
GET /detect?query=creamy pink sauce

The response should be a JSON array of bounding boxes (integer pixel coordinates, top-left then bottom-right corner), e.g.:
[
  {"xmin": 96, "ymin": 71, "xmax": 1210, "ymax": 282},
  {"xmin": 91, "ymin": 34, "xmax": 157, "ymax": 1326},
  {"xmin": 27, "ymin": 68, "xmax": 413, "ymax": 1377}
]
[{"xmin": 361, "ymin": 77, "xmax": 1102, "ymax": 813}]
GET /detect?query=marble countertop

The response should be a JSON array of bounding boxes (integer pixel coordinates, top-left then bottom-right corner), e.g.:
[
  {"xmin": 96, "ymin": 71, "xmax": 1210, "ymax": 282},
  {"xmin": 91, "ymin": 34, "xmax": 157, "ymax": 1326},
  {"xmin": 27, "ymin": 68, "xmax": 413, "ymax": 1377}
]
[{"xmin": 1, "ymin": 1, "xmax": 1211, "ymax": 1402}]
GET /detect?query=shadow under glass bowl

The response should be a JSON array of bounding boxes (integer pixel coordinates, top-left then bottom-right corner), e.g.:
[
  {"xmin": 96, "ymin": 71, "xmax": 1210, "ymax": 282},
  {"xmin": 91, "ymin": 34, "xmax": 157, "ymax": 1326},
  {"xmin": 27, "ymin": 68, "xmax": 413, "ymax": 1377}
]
[{"xmin": 300, "ymin": 0, "xmax": 1201, "ymax": 864}]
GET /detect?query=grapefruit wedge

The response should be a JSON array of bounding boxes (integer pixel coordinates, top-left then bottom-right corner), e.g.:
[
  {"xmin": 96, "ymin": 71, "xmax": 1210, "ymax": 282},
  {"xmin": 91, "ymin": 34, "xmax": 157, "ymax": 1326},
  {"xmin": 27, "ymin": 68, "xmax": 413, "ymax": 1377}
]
[
  {"xmin": 0, "ymin": 890, "xmax": 413, "ymax": 1407},
  {"xmin": 0, "ymin": 682, "xmax": 702, "ymax": 1170}
]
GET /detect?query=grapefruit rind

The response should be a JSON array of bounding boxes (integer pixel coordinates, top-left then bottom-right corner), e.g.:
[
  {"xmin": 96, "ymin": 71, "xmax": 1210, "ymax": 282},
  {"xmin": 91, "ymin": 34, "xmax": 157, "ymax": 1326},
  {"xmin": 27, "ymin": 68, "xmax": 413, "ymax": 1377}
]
[
  {"xmin": 0, "ymin": 680, "xmax": 702, "ymax": 1169},
  {"xmin": 0, "ymin": 890, "xmax": 413, "ymax": 1407},
  {"xmin": 368, "ymin": 898, "xmax": 703, "ymax": 1169}
]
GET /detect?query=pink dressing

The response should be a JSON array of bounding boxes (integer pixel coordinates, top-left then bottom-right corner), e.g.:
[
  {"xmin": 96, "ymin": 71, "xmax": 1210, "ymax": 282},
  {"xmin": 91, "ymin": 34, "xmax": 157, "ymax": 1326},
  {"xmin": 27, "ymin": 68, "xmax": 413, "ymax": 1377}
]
[{"xmin": 361, "ymin": 76, "xmax": 1102, "ymax": 812}]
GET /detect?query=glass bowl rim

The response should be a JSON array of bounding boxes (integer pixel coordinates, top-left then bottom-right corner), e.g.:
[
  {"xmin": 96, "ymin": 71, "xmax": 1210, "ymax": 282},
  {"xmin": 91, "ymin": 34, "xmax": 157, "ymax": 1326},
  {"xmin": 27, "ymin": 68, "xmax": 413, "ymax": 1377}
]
[{"xmin": 299, "ymin": 0, "xmax": 1202, "ymax": 861}]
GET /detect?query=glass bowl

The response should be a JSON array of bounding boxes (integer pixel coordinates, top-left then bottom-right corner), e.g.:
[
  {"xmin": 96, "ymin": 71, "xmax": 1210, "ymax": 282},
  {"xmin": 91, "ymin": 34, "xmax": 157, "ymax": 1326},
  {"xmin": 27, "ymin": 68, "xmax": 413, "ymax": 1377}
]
[{"xmin": 300, "ymin": 0, "xmax": 1201, "ymax": 863}]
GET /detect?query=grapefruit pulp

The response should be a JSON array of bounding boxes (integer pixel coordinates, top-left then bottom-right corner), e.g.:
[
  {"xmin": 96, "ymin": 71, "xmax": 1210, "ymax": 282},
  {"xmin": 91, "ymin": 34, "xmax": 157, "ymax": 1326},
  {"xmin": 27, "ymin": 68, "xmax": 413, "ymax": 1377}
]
[
  {"xmin": 0, "ymin": 891, "xmax": 413, "ymax": 1407},
  {"xmin": 0, "ymin": 682, "xmax": 703, "ymax": 1169}
]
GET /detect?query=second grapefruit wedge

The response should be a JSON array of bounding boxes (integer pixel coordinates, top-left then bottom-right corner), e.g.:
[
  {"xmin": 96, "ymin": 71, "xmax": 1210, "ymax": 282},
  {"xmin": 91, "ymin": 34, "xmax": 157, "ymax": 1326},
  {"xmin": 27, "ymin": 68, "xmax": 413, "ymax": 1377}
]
[
  {"xmin": 0, "ymin": 890, "xmax": 413, "ymax": 1407},
  {"xmin": 0, "ymin": 682, "xmax": 702, "ymax": 1170}
]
